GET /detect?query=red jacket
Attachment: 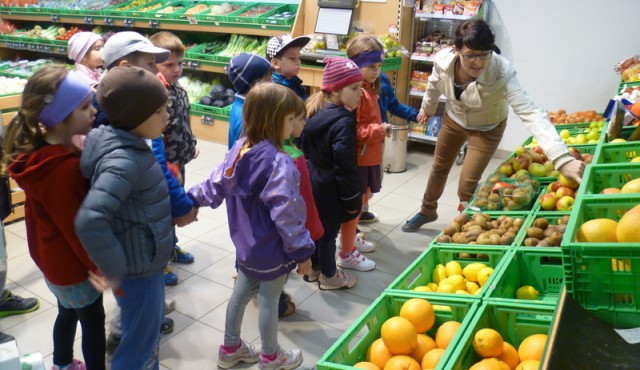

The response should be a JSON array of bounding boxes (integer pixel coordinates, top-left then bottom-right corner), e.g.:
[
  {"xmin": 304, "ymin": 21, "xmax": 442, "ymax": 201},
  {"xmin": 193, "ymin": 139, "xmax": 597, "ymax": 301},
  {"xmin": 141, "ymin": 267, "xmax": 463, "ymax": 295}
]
[
  {"xmin": 8, "ymin": 145, "xmax": 97, "ymax": 286},
  {"xmin": 293, "ymin": 156, "xmax": 324, "ymax": 241},
  {"xmin": 356, "ymin": 81, "xmax": 386, "ymax": 166}
]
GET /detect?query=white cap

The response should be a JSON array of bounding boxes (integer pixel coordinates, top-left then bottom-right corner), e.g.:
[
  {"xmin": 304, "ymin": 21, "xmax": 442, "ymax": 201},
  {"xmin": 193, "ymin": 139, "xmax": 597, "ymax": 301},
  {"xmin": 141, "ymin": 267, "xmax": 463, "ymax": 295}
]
[{"xmin": 103, "ymin": 31, "xmax": 170, "ymax": 69}]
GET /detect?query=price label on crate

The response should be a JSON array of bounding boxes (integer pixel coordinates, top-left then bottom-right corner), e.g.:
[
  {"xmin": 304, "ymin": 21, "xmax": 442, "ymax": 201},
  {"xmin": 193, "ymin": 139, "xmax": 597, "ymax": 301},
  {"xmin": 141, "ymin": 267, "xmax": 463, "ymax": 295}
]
[
  {"xmin": 123, "ymin": 18, "xmax": 134, "ymax": 28},
  {"xmin": 28, "ymin": 43, "xmax": 36, "ymax": 51},
  {"xmin": 104, "ymin": 17, "xmax": 114, "ymax": 26},
  {"xmin": 148, "ymin": 20, "xmax": 160, "ymax": 29},
  {"xmin": 51, "ymin": 14, "xmax": 59, "ymax": 23},
  {"xmin": 201, "ymin": 115, "xmax": 214, "ymax": 126},
  {"xmin": 84, "ymin": 16, "xmax": 94, "ymax": 24},
  {"xmin": 186, "ymin": 60, "xmax": 200, "ymax": 71},
  {"xmin": 214, "ymin": 21, "xmax": 220, "ymax": 26},
  {"xmin": 56, "ymin": 47, "xmax": 66, "ymax": 54},
  {"xmin": 44, "ymin": 45, "xmax": 52, "ymax": 53},
  {"xmin": 187, "ymin": 16, "xmax": 198, "ymax": 25}
]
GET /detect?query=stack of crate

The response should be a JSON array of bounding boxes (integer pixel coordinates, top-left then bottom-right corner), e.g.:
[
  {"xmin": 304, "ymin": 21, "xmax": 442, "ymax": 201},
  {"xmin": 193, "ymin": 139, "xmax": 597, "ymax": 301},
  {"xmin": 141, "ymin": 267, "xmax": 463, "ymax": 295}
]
[{"xmin": 0, "ymin": 93, "xmax": 25, "ymax": 224}]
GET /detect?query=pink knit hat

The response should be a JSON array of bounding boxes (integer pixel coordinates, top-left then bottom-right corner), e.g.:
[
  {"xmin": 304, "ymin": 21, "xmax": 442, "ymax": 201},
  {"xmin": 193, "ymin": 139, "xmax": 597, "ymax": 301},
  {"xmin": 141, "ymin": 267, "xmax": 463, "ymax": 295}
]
[{"xmin": 321, "ymin": 57, "xmax": 363, "ymax": 92}]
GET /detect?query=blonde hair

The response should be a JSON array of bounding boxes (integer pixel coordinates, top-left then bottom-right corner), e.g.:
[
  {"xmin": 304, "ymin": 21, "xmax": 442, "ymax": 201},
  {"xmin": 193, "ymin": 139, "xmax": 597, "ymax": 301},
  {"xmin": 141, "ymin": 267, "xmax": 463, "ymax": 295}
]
[
  {"xmin": 305, "ymin": 91, "xmax": 332, "ymax": 118},
  {"xmin": 243, "ymin": 83, "xmax": 306, "ymax": 150},
  {"xmin": 2, "ymin": 65, "xmax": 69, "ymax": 173},
  {"xmin": 149, "ymin": 31, "xmax": 185, "ymax": 57},
  {"xmin": 346, "ymin": 34, "xmax": 384, "ymax": 89}
]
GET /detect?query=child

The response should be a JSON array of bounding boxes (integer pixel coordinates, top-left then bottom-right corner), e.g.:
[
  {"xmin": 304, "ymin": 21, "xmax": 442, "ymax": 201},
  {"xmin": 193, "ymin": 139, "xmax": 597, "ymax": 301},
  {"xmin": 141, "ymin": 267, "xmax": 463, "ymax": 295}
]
[
  {"xmin": 68, "ymin": 31, "xmax": 104, "ymax": 85},
  {"xmin": 149, "ymin": 31, "xmax": 197, "ymax": 266},
  {"xmin": 300, "ymin": 56, "xmax": 363, "ymax": 289},
  {"xmin": 331, "ymin": 35, "xmax": 392, "ymax": 271},
  {"xmin": 4, "ymin": 65, "xmax": 103, "ymax": 370},
  {"xmin": 187, "ymin": 83, "xmax": 314, "ymax": 370},
  {"xmin": 267, "ymin": 34, "xmax": 310, "ymax": 100},
  {"xmin": 98, "ymin": 30, "xmax": 198, "ymax": 287},
  {"xmin": 227, "ymin": 52, "xmax": 272, "ymax": 149},
  {"xmin": 357, "ymin": 72, "xmax": 419, "ymax": 223},
  {"xmin": 75, "ymin": 66, "xmax": 173, "ymax": 370}
]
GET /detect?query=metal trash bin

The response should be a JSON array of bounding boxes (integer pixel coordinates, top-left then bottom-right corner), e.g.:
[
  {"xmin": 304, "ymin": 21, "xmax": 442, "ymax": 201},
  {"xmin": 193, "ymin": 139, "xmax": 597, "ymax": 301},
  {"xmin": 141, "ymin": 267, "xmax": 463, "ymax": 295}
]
[{"xmin": 383, "ymin": 124, "xmax": 409, "ymax": 173}]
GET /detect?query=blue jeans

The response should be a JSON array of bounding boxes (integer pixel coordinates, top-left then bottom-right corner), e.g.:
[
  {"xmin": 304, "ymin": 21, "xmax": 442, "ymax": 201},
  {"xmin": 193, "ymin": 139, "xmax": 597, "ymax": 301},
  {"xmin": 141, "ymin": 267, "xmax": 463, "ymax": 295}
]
[
  {"xmin": 112, "ymin": 273, "xmax": 164, "ymax": 370},
  {"xmin": 224, "ymin": 271, "xmax": 286, "ymax": 355}
]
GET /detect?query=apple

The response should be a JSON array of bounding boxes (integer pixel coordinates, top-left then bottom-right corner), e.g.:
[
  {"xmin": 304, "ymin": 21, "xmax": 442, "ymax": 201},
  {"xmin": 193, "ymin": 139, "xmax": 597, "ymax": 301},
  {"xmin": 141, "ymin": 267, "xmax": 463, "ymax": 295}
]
[
  {"xmin": 547, "ymin": 181, "xmax": 563, "ymax": 193},
  {"xmin": 516, "ymin": 154, "xmax": 532, "ymax": 170},
  {"xmin": 529, "ymin": 163, "xmax": 547, "ymax": 177},
  {"xmin": 568, "ymin": 147, "xmax": 583, "ymax": 161},
  {"xmin": 543, "ymin": 160, "xmax": 555, "ymax": 174},
  {"xmin": 514, "ymin": 146, "xmax": 527, "ymax": 156},
  {"xmin": 575, "ymin": 134, "xmax": 587, "ymax": 145},
  {"xmin": 556, "ymin": 195, "xmax": 575, "ymax": 211},
  {"xmin": 498, "ymin": 162, "xmax": 514, "ymax": 177},
  {"xmin": 513, "ymin": 169, "xmax": 531, "ymax": 182},
  {"xmin": 559, "ymin": 173, "xmax": 579, "ymax": 189},
  {"xmin": 509, "ymin": 157, "xmax": 522, "ymax": 172},
  {"xmin": 529, "ymin": 151, "xmax": 545, "ymax": 164},
  {"xmin": 532, "ymin": 145, "xmax": 545, "ymax": 155},
  {"xmin": 539, "ymin": 193, "xmax": 558, "ymax": 211},
  {"xmin": 582, "ymin": 153, "xmax": 593, "ymax": 164},
  {"xmin": 559, "ymin": 129, "xmax": 570, "ymax": 139},
  {"xmin": 555, "ymin": 186, "xmax": 575, "ymax": 199}
]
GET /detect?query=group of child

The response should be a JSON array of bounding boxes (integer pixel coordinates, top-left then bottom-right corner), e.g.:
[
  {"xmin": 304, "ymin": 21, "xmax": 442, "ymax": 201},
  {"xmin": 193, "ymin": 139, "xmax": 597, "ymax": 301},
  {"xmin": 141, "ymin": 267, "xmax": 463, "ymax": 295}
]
[{"xmin": 0, "ymin": 27, "xmax": 417, "ymax": 370}]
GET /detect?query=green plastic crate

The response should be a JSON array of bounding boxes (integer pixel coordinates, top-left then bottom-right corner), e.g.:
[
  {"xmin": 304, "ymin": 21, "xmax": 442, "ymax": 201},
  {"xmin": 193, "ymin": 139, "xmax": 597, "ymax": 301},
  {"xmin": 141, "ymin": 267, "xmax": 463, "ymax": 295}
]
[
  {"xmin": 593, "ymin": 141, "xmax": 640, "ymax": 164},
  {"xmin": 516, "ymin": 211, "xmax": 570, "ymax": 250},
  {"xmin": 102, "ymin": 0, "xmax": 139, "ymax": 16},
  {"xmin": 386, "ymin": 245, "xmax": 510, "ymax": 300},
  {"xmin": 191, "ymin": 102, "xmax": 231, "ymax": 118},
  {"xmin": 561, "ymin": 196, "xmax": 640, "ymax": 328},
  {"xmin": 444, "ymin": 301, "xmax": 554, "ymax": 370},
  {"xmin": 184, "ymin": 41, "xmax": 230, "ymax": 63},
  {"xmin": 149, "ymin": 1, "xmax": 211, "ymax": 20},
  {"xmin": 579, "ymin": 163, "xmax": 640, "ymax": 196},
  {"xmin": 381, "ymin": 57, "xmax": 402, "ymax": 72},
  {"xmin": 486, "ymin": 249, "xmax": 563, "ymax": 306},
  {"xmin": 226, "ymin": 3, "xmax": 280, "ymax": 24},
  {"xmin": 316, "ymin": 292, "xmax": 479, "ymax": 370},
  {"xmin": 259, "ymin": 3, "xmax": 297, "ymax": 25},
  {"xmin": 604, "ymin": 125, "xmax": 636, "ymax": 143},
  {"xmin": 193, "ymin": 2, "xmax": 249, "ymax": 22},
  {"xmin": 430, "ymin": 211, "xmax": 529, "ymax": 248}
]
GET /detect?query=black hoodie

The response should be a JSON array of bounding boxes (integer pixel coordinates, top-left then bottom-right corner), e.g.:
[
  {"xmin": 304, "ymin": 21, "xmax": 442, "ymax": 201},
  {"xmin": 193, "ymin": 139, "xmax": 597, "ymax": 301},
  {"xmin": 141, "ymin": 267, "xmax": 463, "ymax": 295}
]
[{"xmin": 301, "ymin": 103, "xmax": 361, "ymax": 223}]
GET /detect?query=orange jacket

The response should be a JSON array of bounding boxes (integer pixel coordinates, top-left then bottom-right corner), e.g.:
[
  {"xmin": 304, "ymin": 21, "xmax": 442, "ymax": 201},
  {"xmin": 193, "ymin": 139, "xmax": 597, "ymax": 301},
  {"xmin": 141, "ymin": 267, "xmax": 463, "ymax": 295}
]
[{"xmin": 356, "ymin": 81, "xmax": 386, "ymax": 166}]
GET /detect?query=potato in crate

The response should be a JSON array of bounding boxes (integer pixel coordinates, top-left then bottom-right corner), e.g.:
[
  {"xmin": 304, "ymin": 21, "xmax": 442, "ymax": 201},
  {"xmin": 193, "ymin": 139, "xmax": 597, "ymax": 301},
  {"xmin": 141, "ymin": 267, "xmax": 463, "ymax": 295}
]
[
  {"xmin": 386, "ymin": 245, "xmax": 510, "ymax": 300},
  {"xmin": 487, "ymin": 249, "xmax": 564, "ymax": 306},
  {"xmin": 316, "ymin": 292, "xmax": 479, "ymax": 370},
  {"xmin": 561, "ymin": 195, "xmax": 640, "ymax": 328}
]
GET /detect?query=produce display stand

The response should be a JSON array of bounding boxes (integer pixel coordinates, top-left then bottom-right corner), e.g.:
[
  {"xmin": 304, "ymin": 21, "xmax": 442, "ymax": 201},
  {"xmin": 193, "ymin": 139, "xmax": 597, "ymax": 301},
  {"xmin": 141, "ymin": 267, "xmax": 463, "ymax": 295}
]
[{"xmin": 0, "ymin": 92, "xmax": 25, "ymax": 224}]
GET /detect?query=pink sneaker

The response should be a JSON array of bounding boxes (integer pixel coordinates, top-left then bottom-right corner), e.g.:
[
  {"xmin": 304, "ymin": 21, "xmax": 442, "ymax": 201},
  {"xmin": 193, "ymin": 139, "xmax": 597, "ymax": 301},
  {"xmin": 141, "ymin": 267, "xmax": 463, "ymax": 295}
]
[{"xmin": 52, "ymin": 359, "xmax": 86, "ymax": 370}]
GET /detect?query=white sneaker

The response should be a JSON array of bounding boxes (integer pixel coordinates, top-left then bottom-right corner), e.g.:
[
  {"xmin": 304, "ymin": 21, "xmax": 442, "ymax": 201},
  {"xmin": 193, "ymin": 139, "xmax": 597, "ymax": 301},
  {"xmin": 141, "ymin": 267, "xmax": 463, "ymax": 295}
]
[
  {"xmin": 355, "ymin": 235, "xmax": 375, "ymax": 253},
  {"xmin": 337, "ymin": 250, "xmax": 376, "ymax": 271}
]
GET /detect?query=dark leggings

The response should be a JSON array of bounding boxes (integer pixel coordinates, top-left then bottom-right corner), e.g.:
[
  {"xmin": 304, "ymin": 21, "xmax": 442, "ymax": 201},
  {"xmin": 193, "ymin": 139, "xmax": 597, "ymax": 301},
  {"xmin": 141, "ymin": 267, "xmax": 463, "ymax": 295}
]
[{"xmin": 53, "ymin": 295, "xmax": 106, "ymax": 370}]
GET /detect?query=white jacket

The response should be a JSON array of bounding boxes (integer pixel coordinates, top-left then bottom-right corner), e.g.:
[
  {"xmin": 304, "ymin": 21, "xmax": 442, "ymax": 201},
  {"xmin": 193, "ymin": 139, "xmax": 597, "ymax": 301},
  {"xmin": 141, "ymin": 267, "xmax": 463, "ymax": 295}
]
[{"xmin": 421, "ymin": 48, "xmax": 571, "ymax": 167}]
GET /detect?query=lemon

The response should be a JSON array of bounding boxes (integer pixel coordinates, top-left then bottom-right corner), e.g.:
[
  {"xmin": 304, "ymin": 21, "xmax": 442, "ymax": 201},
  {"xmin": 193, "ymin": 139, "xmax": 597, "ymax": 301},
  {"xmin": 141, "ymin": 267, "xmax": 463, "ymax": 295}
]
[
  {"xmin": 432, "ymin": 264, "xmax": 447, "ymax": 284},
  {"xmin": 465, "ymin": 281, "xmax": 480, "ymax": 294},
  {"xmin": 620, "ymin": 178, "xmax": 640, "ymax": 193},
  {"xmin": 463, "ymin": 262, "xmax": 488, "ymax": 282},
  {"xmin": 445, "ymin": 260, "xmax": 463, "ymax": 277},
  {"xmin": 477, "ymin": 267, "xmax": 494, "ymax": 287},
  {"xmin": 427, "ymin": 282, "xmax": 439, "ymax": 291},
  {"xmin": 516, "ymin": 285, "xmax": 540, "ymax": 300},
  {"xmin": 437, "ymin": 282, "xmax": 455, "ymax": 293},
  {"xmin": 447, "ymin": 274, "xmax": 466, "ymax": 291},
  {"xmin": 414, "ymin": 286, "xmax": 432, "ymax": 292},
  {"xmin": 456, "ymin": 290, "xmax": 470, "ymax": 295},
  {"xmin": 432, "ymin": 305, "xmax": 452, "ymax": 312},
  {"xmin": 631, "ymin": 157, "xmax": 640, "ymax": 163},
  {"xmin": 611, "ymin": 138, "xmax": 627, "ymax": 143}
]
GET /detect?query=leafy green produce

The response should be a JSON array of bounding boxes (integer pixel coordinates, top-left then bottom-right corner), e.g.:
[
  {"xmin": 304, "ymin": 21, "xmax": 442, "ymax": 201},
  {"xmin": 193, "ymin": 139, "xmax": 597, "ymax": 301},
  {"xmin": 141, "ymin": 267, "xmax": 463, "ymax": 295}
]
[{"xmin": 218, "ymin": 34, "xmax": 268, "ymax": 58}]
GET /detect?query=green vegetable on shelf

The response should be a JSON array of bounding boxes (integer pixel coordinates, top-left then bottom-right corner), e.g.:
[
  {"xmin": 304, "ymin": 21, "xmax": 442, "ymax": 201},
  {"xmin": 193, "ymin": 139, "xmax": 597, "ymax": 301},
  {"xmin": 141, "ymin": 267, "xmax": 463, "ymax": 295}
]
[{"xmin": 218, "ymin": 34, "xmax": 268, "ymax": 58}]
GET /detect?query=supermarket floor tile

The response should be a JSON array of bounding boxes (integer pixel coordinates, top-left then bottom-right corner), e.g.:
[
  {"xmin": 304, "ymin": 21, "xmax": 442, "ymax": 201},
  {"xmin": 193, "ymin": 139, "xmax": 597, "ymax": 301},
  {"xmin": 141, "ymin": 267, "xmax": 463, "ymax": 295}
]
[{"xmin": 4, "ymin": 140, "xmax": 502, "ymax": 369}]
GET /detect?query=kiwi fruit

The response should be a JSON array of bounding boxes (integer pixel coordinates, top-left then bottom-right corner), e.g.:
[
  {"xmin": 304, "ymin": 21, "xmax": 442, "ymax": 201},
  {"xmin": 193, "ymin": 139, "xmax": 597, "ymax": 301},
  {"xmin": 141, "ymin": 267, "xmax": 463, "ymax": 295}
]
[
  {"xmin": 524, "ymin": 237, "xmax": 539, "ymax": 246},
  {"xmin": 526, "ymin": 227, "xmax": 545, "ymax": 239},
  {"xmin": 533, "ymin": 217, "xmax": 549, "ymax": 229},
  {"xmin": 436, "ymin": 234, "xmax": 452, "ymax": 243}
]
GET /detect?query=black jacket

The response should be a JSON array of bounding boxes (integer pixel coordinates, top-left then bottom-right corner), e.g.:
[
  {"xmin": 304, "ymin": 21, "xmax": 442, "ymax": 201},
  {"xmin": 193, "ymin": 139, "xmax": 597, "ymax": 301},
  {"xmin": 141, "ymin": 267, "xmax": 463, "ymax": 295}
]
[{"xmin": 301, "ymin": 103, "xmax": 361, "ymax": 223}]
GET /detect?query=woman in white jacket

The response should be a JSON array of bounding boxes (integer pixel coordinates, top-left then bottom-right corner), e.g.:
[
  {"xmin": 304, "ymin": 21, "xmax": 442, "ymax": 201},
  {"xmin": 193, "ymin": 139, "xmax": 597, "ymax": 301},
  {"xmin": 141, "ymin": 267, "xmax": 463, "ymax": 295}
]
[{"xmin": 403, "ymin": 19, "xmax": 584, "ymax": 232}]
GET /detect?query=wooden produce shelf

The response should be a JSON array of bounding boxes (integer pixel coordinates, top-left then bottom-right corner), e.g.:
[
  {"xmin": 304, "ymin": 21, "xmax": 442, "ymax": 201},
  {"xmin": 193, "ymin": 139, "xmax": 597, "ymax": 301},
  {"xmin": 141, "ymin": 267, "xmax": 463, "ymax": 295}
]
[{"xmin": 190, "ymin": 113, "xmax": 229, "ymax": 146}]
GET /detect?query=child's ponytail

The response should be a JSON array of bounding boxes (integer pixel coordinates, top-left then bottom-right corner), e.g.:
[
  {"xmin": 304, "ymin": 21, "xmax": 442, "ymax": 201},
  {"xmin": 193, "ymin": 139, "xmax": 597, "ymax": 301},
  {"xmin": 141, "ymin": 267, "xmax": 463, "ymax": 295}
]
[{"xmin": 306, "ymin": 91, "xmax": 331, "ymax": 118}]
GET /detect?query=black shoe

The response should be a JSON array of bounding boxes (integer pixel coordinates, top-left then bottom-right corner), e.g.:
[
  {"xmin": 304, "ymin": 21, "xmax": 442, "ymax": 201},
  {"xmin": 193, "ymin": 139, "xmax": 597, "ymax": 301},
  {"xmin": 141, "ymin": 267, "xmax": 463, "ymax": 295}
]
[
  {"xmin": 0, "ymin": 291, "xmax": 39, "ymax": 317},
  {"xmin": 161, "ymin": 317, "xmax": 174, "ymax": 335},
  {"xmin": 0, "ymin": 332, "xmax": 14, "ymax": 344},
  {"xmin": 358, "ymin": 211, "xmax": 378, "ymax": 223}
]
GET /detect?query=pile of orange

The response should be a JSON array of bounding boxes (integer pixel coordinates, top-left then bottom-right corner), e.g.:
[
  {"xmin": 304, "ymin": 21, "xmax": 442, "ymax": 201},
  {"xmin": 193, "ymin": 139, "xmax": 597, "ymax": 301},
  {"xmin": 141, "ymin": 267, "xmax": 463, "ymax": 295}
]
[
  {"xmin": 575, "ymin": 204, "xmax": 640, "ymax": 243},
  {"xmin": 466, "ymin": 329, "xmax": 548, "ymax": 370},
  {"xmin": 357, "ymin": 298, "xmax": 462, "ymax": 370}
]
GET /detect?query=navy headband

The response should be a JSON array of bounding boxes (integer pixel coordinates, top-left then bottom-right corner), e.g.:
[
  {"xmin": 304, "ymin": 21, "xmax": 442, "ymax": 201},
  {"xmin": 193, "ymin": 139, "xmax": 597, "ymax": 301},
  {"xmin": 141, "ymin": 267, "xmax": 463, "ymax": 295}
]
[
  {"xmin": 350, "ymin": 50, "xmax": 385, "ymax": 68},
  {"xmin": 39, "ymin": 71, "xmax": 92, "ymax": 128}
]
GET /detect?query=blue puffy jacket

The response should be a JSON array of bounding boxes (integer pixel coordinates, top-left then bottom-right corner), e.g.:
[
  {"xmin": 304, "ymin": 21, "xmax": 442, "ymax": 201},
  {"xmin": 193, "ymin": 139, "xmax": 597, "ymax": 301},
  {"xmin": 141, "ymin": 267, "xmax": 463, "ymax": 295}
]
[{"xmin": 379, "ymin": 73, "xmax": 418, "ymax": 123}]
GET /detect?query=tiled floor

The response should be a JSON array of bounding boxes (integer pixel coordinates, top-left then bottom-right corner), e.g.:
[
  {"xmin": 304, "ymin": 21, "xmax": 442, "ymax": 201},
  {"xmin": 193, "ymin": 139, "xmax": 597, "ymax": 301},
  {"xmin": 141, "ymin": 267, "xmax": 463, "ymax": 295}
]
[{"xmin": 3, "ymin": 140, "xmax": 503, "ymax": 370}]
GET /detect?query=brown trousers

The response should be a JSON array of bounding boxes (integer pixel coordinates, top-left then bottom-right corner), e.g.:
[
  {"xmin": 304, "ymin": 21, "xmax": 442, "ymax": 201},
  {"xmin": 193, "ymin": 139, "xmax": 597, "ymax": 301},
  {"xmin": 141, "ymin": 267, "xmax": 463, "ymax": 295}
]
[{"xmin": 421, "ymin": 113, "xmax": 507, "ymax": 215}]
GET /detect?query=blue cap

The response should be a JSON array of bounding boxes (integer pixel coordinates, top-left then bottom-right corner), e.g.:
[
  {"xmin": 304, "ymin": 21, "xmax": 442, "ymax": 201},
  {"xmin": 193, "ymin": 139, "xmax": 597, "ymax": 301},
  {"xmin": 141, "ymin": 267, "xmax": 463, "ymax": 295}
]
[{"xmin": 228, "ymin": 53, "xmax": 272, "ymax": 94}]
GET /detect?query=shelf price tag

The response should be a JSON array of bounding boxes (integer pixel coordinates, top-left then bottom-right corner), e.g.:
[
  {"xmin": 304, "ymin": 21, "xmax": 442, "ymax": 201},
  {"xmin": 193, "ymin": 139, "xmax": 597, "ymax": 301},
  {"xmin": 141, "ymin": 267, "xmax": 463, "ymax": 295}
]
[
  {"xmin": 187, "ymin": 16, "xmax": 198, "ymax": 25},
  {"xmin": 51, "ymin": 14, "xmax": 59, "ymax": 23},
  {"xmin": 84, "ymin": 16, "xmax": 94, "ymax": 24},
  {"xmin": 104, "ymin": 17, "xmax": 114, "ymax": 26},
  {"xmin": 201, "ymin": 115, "xmax": 214, "ymax": 126},
  {"xmin": 186, "ymin": 60, "xmax": 200, "ymax": 71},
  {"xmin": 148, "ymin": 20, "xmax": 160, "ymax": 29},
  {"xmin": 123, "ymin": 18, "xmax": 134, "ymax": 28}
]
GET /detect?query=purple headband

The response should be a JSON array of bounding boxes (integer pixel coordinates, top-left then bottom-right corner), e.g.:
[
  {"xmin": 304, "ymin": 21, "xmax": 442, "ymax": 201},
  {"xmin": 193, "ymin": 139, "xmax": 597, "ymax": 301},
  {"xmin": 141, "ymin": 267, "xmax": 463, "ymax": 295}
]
[
  {"xmin": 38, "ymin": 71, "xmax": 92, "ymax": 128},
  {"xmin": 349, "ymin": 50, "xmax": 385, "ymax": 68}
]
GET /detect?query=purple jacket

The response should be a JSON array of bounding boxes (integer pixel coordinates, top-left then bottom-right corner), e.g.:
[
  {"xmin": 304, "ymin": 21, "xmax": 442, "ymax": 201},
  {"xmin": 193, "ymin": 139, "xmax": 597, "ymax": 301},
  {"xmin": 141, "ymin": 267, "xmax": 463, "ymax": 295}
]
[{"xmin": 188, "ymin": 137, "xmax": 315, "ymax": 280}]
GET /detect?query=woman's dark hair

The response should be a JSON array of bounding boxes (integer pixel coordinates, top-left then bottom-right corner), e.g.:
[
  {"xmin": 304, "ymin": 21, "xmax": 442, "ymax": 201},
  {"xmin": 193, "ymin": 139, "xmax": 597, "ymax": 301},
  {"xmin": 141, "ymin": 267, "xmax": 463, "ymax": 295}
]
[{"xmin": 454, "ymin": 19, "xmax": 496, "ymax": 52}]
